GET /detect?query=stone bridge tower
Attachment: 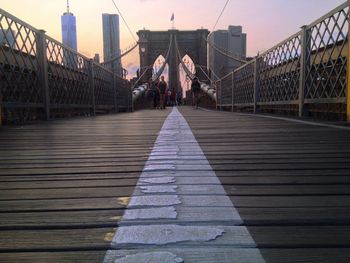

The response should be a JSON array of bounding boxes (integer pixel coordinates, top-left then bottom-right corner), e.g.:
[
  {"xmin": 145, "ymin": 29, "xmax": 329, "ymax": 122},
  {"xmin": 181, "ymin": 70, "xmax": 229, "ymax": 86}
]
[{"xmin": 137, "ymin": 29, "xmax": 209, "ymax": 93}]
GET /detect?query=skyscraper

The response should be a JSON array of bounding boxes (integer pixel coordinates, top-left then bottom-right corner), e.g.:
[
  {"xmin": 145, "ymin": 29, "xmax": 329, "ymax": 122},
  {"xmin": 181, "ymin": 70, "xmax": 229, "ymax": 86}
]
[
  {"xmin": 102, "ymin": 14, "xmax": 121, "ymax": 76},
  {"xmin": 208, "ymin": 26, "xmax": 246, "ymax": 81},
  {"xmin": 61, "ymin": 0, "xmax": 77, "ymax": 51}
]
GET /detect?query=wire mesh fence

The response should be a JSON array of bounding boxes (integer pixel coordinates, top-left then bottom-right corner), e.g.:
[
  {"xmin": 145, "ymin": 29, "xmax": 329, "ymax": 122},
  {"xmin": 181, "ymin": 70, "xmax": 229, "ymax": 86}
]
[
  {"xmin": 216, "ymin": 2, "xmax": 349, "ymax": 119},
  {"xmin": 0, "ymin": 8, "xmax": 131, "ymax": 124}
]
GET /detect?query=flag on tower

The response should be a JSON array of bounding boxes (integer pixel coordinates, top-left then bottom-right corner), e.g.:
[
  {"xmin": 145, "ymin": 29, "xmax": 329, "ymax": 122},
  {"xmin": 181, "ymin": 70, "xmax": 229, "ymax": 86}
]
[{"xmin": 170, "ymin": 13, "xmax": 174, "ymax": 21}]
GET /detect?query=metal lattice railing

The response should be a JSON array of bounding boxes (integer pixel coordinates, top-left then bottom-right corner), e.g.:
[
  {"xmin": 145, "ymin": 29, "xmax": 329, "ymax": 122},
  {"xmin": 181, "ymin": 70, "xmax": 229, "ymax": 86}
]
[
  {"xmin": 47, "ymin": 37, "xmax": 92, "ymax": 108},
  {"xmin": 215, "ymin": 2, "xmax": 349, "ymax": 119},
  {"xmin": 305, "ymin": 4, "xmax": 348, "ymax": 103},
  {"xmin": 216, "ymin": 72, "xmax": 233, "ymax": 107},
  {"xmin": 93, "ymin": 64, "xmax": 115, "ymax": 108},
  {"xmin": 0, "ymin": 9, "xmax": 41, "ymax": 110},
  {"xmin": 233, "ymin": 60, "xmax": 255, "ymax": 106},
  {"xmin": 0, "ymin": 8, "xmax": 131, "ymax": 124},
  {"xmin": 258, "ymin": 33, "xmax": 301, "ymax": 104}
]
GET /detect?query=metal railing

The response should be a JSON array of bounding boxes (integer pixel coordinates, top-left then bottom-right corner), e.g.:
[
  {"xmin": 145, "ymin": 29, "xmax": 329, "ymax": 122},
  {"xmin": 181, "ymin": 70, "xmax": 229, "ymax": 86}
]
[
  {"xmin": 0, "ymin": 8, "xmax": 131, "ymax": 124},
  {"xmin": 216, "ymin": 2, "xmax": 349, "ymax": 119}
]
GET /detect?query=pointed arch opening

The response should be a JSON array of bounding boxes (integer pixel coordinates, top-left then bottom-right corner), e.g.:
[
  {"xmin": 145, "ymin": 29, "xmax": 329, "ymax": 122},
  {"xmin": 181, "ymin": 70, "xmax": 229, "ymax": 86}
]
[
  {"xmin": 152, "ymin": 54, "xmax": 169, "ymax": 81},
  {"xmin": 179, "ymin": 54, "xmax": 196, "ymax": 98}
]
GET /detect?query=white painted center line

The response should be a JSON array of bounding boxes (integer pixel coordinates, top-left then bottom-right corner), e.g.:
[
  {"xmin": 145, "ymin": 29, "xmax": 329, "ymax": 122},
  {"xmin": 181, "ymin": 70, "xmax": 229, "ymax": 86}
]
[{"xmin": 103, "ymin": 107, "xmax": 265, "ymax": 263}]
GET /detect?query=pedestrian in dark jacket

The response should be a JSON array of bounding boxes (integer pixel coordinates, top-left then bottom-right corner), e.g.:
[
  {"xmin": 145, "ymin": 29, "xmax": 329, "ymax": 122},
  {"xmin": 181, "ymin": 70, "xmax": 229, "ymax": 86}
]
[
  {"xmin": 158, "ymin": 76, "xmax": 167, "ymax": 110},
  {"xmin": 191, "ymin": 77, "xmax": 201, "ymax": 109}
]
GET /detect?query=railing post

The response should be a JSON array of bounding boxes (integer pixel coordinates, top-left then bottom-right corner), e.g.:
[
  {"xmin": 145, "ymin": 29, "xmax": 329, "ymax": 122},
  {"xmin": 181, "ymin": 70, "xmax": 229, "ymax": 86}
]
[
  {"xmin": 89, "ymin": 59, "xmax": 96, "ymax": 116},
  {"xmin": 113, "ymin": 75, "xmax": 118, "ymax": 113},
  {"xmin": 36, "ymin": 30, "xmax": 50, "ymax": 120},
  {"xmin": 299, "ymin": 25, "xmax": 308, "ymax": 117},
  {"xmin": 0, "ymin": 92, "xmax": 2, "ymax": 126},
  {"xmin": 253, "ymin": 58, "xmax": 260, "ymax": 113},
  {"xmin": 217, "ymin": 80, "xmax": 222, "ymax": 110},
  {"xmin": 231, "ymin": 72, "xmax": 234, "ymax": 112},
  {"xmin": 215, "ymin": 81, "xmax": 218, "ymax": 110},
  {"xmin": 130, "ymin": 83, "xmax": 133, "ymax": 112},
  {"xmin": 347, "ymin": 0, "xmax": 350, "ymax": 122}
]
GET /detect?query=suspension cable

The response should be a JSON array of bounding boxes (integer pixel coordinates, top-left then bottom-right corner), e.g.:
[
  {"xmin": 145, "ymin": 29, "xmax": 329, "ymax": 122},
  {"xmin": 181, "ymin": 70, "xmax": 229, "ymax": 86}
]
[
  {"xmin": 212, "ymin": 0, "xmax": 230, "ymax": 32},
  {"xmin": 111, "ymin": 0, "xmax": 137, "ymax": 42},
  {"xmin": 205, "ymin": 37, "xmax": 247, "ymax": 64},
  {"xmin": 152, "ymin": 34, "xmax": 173, "ymax": 80},
  {"xmin": 102, "ymin": 42, "xmax": 139, "ymax": 65},
  {"xmin": 174, "ymin": 35, "xmax": 195, "ymax": 80},
  {"xmin": 195, "ymin": 63, "xmax": 220, "ymax": 80},
  {"xmin": 131, "ymin": 64, "xmax": 153, "ymax": 90}
]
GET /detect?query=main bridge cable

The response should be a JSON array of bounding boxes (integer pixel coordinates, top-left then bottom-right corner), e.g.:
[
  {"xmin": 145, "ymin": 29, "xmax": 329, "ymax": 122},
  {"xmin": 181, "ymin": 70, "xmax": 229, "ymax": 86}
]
[
  {"xmin": 131, "ymin": 63, "xmax": 153, "ymax": 90},
  {"xmin": 195, "ymin": 63, "xmax": 220, "ymax": 81},
  {"xmin": 209, "ymin": 0, "xmax": 246, "ymax": 64},
  {"xmin": 132, "ymin": 34, "xmax": 173, "ymax": 103},
  {"xmin": 111, "ymin": 0, "xmax": 137, "ymax": 42},
  {"xmin": 174, "ymin": 35, "xmax": 217, "ymax": 101},
  {"xmin": 205, "ymin": 37, "xmax": 247, "ymax": 64},
  {"xmin": 102, "ymin": 42, "xmax": 139, "ymax": 65},
  {"xmin": 152, "ymin": 33, "xmax": 173, "ymax": 81},
  {"xmin": 212, "ymin": 0, "xmax": 230, "ymax": 32},
  {"xmin": 106, "ymin": 0, "xmax": 139, "ymax": 66},
  {"xmin": 174, "ymin": 35, "xmax": 195, "ymax": 80}
]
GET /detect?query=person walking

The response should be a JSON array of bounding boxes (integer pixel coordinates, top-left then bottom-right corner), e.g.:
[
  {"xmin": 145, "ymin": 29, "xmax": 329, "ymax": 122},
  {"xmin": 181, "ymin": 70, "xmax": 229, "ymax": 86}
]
[
  {"xmin": 191, "ymin": 76, "xmax": 201, "ymax": 109},
  {"xmin": 158, "ymin": 76, "xmax": 167, "ymax": 110},
  {"xmin": 152, "ymin": 79, "xmax": 160, "ymax": 109},
  {"xmin": 147, "ymin": 78, "xmax": 154, "ymax": 109},
  {"xmin": 177, "ymin": 89, "xmax": 183, "ymax": 106}
]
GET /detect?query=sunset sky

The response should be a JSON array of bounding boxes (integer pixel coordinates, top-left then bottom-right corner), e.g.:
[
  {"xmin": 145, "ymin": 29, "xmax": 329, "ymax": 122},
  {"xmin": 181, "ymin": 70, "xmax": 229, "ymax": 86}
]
[{"xmin": 1, "ymin": 0, "xmax": 345, "ymax": 78}]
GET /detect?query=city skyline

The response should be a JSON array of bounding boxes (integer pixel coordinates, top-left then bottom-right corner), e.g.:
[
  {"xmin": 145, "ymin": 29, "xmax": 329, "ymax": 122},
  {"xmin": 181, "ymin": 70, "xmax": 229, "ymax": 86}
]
[{"xmin": 1, "ymin": 0, "xmax": 345, "ymax": 78}]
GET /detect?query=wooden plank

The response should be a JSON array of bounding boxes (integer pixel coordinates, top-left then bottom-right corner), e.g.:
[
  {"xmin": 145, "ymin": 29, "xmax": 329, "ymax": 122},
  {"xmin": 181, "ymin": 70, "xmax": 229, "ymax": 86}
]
[
  {"xmin": 0, "ymin": 228, "xmax": 114, "ymax": 251},
  {"xmin": 0, "ymin": 178, "xmax": 139, "ymax": 189},
  {"xmin": 260, "ymin": 248, "xmax": 350, "ymax": 263},
  {"xmin": 0, "ymin": 187, "xmax": 135, "ymax": 200},
  {"xmin": 2, "ymin": 248, "xmax": 348, "ymax": 263},
  {"xmin": 238, "ymin": 207, "xmax": 350, "ymax": 225},
  {"xmin": 0, "ymin": 196, "xmax": 131, "ymax": 213},
  {"xmin": 178, "ymin": 106, "xmax": 350, "ymax": 262},
  {"xmin": 0, "ymin": 210, "xmax": 123, "ymax": 229},
  {"xmin": 0, "ymin": 251, "xmax": 106, "ymax": 263}
]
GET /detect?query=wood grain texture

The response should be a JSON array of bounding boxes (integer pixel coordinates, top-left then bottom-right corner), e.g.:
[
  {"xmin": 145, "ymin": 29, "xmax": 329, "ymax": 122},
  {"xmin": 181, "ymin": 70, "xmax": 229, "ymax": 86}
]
[
  {"xmin": 2, "ymin": 107, "xmax": 350, "ymax": 262},
  {"xmin": 0, "ymin": 110, "xmax": 169, "ymax": 258},
  {"xmin": 179, "ymin": 107, "xmax": 350, "ymax": 261}
]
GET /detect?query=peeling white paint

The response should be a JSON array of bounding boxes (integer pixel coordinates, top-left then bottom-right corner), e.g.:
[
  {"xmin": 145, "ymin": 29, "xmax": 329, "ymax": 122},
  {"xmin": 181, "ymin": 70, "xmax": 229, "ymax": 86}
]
[
  {"xmin": 143, "ymin": 164, "xmax": 176, "ymax": 171},
  {"xmin": 114, "ymin": 252, "xmax": 184, "ymax": 263},
  {"xmin": 103, "ymin": 108, "xmax": 266, "ymax": 263},
  {"xmin": 128, "ymin": 195, "xmax": 181, "ymax": 207},
  {"xmin": 123, "ymin": 207, "xmax": 177, "ymax": 220},
  {"xmin": 113, "ymin": 225, "xmax": 225, "ymax": 245},
  {"xmin": 139, "ymin": 177, "xmax": 176, "ymax": 184},
  {"xmin": 140, "ymin": 185, "xmax": 178, "ymax": 193}
]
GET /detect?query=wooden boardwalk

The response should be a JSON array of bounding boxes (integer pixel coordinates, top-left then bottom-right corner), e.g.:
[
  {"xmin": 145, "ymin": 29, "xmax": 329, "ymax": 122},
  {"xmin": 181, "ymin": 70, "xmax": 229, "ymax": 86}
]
[{"xmin": 1, "ymin": 106, "xmax": 350, "ymax": 262}]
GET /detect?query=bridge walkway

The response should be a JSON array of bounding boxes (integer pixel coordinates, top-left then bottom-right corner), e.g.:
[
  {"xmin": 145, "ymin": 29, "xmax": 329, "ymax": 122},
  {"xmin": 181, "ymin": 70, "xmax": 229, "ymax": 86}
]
[{"xmin": 0, "ymin": 107, "xmax": 350, "ymax": 262}]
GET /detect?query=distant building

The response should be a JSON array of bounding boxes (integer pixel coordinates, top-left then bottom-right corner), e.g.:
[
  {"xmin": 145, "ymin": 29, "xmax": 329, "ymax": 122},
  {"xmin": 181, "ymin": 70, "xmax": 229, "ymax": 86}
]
[
  {"xmin": 0, "ymin": 29, "xmax": 15, "ymax": 48},
  {"xmin": 208, "ymin": 25, "xmax": 246, "ymax": 81},
  {"xmin": 61, "ymin": 1, "xmax": 77, "ymax": 68},
  {"xmin": 61, "ymin": 0, "xmax": 77, "ymax": 51},
  {"xmin": 93, "ymin": 54, "xmax": 100, "ymax": 64},
  {"xmin": 102, "ymin": 14, "xmax": 122, "ymax": 76}
]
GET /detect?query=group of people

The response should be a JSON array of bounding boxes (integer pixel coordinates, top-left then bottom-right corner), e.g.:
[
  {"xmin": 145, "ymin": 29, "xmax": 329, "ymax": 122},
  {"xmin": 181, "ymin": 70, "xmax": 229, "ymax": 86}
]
[{"xmin": 146, "ymin": 75, "xmax": 201, "ymax": 110}]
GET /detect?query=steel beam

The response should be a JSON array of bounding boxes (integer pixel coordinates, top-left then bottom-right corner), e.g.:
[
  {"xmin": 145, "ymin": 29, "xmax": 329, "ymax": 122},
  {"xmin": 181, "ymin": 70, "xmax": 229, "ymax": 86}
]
[
  {"xmin": 36, "ymin": 30, "xmax": 50, "ymax": 120},
  {"xmin": 298, "ymin": 26, "xmax": 308, "ymax": 117},
  {"xmin": 347, "ymin": 0, "xmax": 350, "ymax": 122},
  {"xmin": 89, "ymin": 60, "xmax": 96, "ymax": 116},
  {"xmin": 253, "ymin": 58, "xmax": 259, "ymax": 113}
]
